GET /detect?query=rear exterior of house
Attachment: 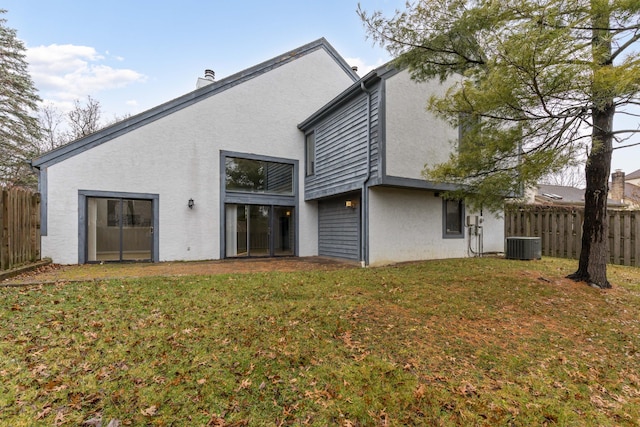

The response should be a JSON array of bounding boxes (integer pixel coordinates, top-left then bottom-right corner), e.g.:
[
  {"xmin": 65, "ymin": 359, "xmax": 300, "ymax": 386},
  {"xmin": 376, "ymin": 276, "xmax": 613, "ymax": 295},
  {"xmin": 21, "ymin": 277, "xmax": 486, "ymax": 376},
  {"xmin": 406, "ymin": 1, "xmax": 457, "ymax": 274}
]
[
  {"xmin": 33, "ymin": 39, "xmax": 358, "ymax": 265},
  {"xmin": 299, "ymin": 66, "xmax": 504, "ymax": 266},
  {"xmin": 33, "ymin": 39, "xmax": 504, "ymax": 266}
]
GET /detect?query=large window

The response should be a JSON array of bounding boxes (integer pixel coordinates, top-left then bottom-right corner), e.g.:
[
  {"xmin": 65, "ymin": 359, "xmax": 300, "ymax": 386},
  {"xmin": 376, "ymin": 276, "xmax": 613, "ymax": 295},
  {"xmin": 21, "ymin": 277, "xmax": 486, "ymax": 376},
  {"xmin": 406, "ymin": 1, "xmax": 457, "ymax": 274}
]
[
  {"xmin": 225, "ymin": 157, "xmax": 294, "ymax": 195},
  {"xmin": 443, "ymin": 199, "xmax": 464, "ymax": 238},
  {"xmin": 305, "ymin": 132, "xmax": 315, "ymax": 176}
]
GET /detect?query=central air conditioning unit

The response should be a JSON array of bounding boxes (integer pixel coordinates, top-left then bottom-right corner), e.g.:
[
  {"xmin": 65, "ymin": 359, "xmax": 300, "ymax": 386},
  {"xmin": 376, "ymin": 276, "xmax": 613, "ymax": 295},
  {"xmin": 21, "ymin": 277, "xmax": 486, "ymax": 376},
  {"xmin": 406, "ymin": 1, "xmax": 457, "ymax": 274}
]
[{"xmin": 505, "ymin": 237, "xmax": 541, "ymax": 260}]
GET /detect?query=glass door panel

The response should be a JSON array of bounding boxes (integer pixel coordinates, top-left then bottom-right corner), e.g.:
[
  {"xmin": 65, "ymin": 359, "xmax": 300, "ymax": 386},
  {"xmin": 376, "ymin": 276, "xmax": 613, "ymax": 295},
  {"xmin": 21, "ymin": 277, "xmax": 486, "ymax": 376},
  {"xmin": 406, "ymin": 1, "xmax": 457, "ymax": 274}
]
[
  {"xmin": 121, "ymin": 199, "xmax": 153, "ymax": 261},
  {"xmin": 273, "ymin": 207, "xmax": 294, "ymax": 256},
  {"xmin": 87, "ymin": 198, "xmax": 121, "ymax": 262},
  {"xmin": 226, "ymin": 204, "xmax": 248, "ymax": 257},
  {"xmin": 225, "ymin": 204, "xmax": 295, "ymax": 257},
  {"xmin": 87, "ymin": 197, "xmax": 153, "ymax": 262},
  {"xmin": 249, "ymin": 205, "xmax": 270, "ymax": 257}
]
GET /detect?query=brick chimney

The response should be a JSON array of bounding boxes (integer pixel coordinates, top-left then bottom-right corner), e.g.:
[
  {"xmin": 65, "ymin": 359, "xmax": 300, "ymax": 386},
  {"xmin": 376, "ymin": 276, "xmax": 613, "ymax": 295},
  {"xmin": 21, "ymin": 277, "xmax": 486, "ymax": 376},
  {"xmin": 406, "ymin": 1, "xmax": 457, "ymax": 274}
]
[{"xmin": 610, "ymin": 169, "xmax": 625, "ymax": 203}]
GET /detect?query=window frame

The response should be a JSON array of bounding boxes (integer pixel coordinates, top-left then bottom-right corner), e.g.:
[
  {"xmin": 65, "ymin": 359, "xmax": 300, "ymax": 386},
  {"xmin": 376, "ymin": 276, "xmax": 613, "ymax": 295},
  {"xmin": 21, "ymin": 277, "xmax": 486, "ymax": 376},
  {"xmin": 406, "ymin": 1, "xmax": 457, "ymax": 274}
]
[
  {"xmin": 305, "ymin": 131, "xmax": 315, "ymax": 176},
  {"xmin": 219, "ymin": 151, "xmax": 299, "ymax": 260},
  {"xmin": 442, "ymin": 198, "xmax": 465, "ymax": 239},
  {"xmin": 224, "ymin": 156, "xmax": 294, "ymax": 196}
]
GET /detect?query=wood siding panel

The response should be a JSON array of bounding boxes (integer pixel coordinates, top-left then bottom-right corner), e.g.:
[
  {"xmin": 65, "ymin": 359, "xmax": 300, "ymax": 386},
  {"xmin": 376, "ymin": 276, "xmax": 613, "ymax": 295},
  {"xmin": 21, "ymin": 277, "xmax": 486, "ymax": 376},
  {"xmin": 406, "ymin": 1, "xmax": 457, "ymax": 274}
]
[
  {"xmin": 305, "ymin": 85, "xmax": 380, "ymax": 200},
  {"xmin": 318, "ymin": 196, "xmax": 360, "ymax": 260}
]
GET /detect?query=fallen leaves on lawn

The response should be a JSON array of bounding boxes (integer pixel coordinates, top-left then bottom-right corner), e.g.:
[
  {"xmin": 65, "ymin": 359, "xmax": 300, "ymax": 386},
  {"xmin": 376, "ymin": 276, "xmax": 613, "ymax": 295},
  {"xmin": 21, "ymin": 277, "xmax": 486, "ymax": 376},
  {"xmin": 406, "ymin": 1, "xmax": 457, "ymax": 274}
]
[{"xmin": 141, "ymin": 405, "xmax": 158, "ymax": 416}]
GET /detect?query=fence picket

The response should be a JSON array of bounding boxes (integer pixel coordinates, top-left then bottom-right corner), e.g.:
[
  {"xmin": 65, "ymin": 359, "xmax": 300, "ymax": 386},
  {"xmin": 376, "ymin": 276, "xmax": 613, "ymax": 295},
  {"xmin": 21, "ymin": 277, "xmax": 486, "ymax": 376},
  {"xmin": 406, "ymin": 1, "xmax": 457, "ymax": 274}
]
[
  {"xmin": 624, "ymin": 213, "xmax": 631, "ymax": 266},
  {"xmin": 612, "ymin": 212, "xmax": 621, "ymax": 264},
  {"xmin": 635, "ymin": 213, "xmax": 640, "ymax": 267}
]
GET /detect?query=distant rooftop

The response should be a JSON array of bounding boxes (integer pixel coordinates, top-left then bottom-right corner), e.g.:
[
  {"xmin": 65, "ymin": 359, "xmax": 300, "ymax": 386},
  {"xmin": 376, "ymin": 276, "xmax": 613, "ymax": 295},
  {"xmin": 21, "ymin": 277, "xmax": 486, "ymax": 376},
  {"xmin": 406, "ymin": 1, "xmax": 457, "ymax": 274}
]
[
  {"xmin": 626, "ymin": 169, "xmax": 640, "ymax": 180},
  {"xmin": 535, "ymin": 184, "xmax": 627, "ymax": 207}
]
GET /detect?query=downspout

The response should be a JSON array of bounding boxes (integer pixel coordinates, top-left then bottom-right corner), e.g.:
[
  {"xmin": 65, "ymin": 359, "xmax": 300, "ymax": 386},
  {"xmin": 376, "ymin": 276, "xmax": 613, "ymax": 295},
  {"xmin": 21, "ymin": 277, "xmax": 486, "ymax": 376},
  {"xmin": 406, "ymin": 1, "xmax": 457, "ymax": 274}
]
[{"xmin": 360, "ymin": 81, "xmax": 372, "ymax": 267}]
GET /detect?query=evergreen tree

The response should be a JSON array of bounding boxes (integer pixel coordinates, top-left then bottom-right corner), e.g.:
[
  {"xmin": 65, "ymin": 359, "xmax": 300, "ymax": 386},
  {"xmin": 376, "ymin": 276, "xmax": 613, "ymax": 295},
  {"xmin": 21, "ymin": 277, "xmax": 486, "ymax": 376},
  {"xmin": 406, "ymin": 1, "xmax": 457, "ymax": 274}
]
[
  {"xmin": 360, "ymin": 0, "xmax": 640, "ymax": 288},
  {"xmin": 0, "ymin": 9, "xmax": 41, "ymax": 188}
]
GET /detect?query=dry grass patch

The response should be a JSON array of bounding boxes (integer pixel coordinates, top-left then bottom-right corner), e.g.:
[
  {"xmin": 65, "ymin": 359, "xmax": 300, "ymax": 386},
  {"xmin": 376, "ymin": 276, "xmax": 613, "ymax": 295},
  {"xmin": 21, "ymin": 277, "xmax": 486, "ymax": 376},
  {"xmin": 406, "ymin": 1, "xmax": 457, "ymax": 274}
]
[{"xmin": 1, "ymin": 257, "xmax": 639, "ymax": 426}]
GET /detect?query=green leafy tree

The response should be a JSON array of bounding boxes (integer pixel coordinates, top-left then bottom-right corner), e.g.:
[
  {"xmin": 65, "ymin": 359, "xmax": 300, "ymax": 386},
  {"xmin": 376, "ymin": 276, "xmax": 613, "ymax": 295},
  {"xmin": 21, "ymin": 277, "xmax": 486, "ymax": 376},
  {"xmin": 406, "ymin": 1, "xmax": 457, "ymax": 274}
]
[
  {"xmin": 359, "ymin": 0, "xmax": 640, "ymax": 288},
  {"xmin": 0, "ymin": 9, "xmax": 41, "ymax": 187}
]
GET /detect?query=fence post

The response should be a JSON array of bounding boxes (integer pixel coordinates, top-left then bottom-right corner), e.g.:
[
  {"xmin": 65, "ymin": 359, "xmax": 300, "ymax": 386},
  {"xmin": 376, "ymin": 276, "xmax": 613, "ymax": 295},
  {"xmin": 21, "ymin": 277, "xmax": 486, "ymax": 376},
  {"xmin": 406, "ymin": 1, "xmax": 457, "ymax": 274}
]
[
  {"xmin": 632, "ymin": 211, "xmax": 640, "ymax": 267},
  {"xmin": 623, "ymin": 212, "xmax": 631, "ymax": 266},
  {"xmin": 559, "ymin": 211, "xmax": 566, "ymax": 258},
  {"xmin": 32, "ymin": 192, "xmax": 41, "ymax": 262},
  {"xmin": 1, "ymin": 189, "xmax": 8, "ymax": 270},
  {"xmin": 611, "ymin": 211, "xmax": 621, "ymax": 265}
]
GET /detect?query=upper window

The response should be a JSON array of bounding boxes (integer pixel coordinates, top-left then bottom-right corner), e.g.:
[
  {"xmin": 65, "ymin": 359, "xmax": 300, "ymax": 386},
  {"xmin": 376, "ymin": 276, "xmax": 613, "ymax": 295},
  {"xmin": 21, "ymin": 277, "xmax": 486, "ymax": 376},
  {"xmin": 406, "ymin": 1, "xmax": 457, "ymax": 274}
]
[
  {"xmin": 225, "ymin": 157, "xmax": 294, "ymax": 195},
  {"xmin": 443, "ymin": 199, "xmax": 464, "ymax": 238},
  {"xmin": 458, "ymin": 112, "xmax": 478, "ymax": 153},
  {"xmin": 305, "ymin": 132, "xmax": 315, "ymax": 176}
]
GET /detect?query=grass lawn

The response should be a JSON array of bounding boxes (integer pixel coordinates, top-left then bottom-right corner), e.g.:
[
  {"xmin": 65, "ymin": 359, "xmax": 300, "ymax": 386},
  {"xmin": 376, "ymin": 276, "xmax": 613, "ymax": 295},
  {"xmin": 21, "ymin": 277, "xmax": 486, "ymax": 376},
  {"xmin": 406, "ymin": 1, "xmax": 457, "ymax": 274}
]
[{"xmin": 1, "ymin": 257, "xmax": 639, "ymax": 426}]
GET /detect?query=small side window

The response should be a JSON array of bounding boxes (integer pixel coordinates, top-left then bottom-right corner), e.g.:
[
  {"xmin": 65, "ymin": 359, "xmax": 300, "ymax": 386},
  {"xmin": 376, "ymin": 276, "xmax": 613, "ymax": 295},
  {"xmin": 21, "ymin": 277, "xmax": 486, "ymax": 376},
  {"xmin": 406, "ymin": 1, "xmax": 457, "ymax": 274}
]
[
  {"xmin": 458, "ymin": 112, "xmax": 479, "ymax": 154},
  {"xmin": 305, "ymin": 132, "xmax": 315, "ymax": 176},
  {"xmin": 443, "ymin": 199, "xmax": 464, "ymax": 238}
]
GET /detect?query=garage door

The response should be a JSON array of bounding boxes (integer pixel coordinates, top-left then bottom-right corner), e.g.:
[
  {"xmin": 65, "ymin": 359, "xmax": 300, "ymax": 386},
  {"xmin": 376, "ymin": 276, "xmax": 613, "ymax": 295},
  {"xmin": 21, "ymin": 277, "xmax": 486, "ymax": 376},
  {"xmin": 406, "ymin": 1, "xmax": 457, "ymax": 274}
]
[{"xmin": 318, "ymin": 196, "xmax": 360, "ymax": 261}]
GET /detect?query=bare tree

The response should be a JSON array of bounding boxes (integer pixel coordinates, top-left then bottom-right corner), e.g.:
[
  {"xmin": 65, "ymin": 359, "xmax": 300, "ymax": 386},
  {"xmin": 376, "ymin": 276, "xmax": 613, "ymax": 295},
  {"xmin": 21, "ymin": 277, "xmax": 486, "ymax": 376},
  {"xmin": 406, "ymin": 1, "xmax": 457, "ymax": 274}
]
[
  {"xmin": 65, "ymin": 95, "xmax": 102, "ymax": 140},
  {"xmin": 540, "ymin": 147, "xmax": 588, "ymax": 188},
  {"xmin": 36, "ymin": 97, "xmax": 133, "ymax": 156},
  {"xmin": 37, "ymin": 103, "xmax": 65, "ymax": 152}
]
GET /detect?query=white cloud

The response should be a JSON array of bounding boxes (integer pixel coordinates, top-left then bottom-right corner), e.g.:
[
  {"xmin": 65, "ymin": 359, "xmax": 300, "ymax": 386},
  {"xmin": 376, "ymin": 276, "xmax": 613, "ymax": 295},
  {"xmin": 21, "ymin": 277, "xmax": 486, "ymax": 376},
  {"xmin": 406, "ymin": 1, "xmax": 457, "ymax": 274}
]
[
  {"xmin": 25, "ymin": 44, "xmax": 147, "ymax": 111},
  {"xmin": 344, "ymin": 56, "xmax": 388, "ymax": 76}
]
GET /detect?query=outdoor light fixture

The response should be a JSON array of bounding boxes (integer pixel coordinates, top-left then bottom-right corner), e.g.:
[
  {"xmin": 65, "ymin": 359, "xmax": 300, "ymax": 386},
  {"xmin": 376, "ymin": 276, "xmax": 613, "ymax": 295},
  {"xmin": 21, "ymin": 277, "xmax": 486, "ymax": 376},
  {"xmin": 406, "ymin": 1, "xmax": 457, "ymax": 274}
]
[
  {"xmin": 345, "ymin": 200, "xmax": 356, "ymax": 209},
  {"xmin": 188, "ymin": 198, "xmax": 194, "ymax": 209}
]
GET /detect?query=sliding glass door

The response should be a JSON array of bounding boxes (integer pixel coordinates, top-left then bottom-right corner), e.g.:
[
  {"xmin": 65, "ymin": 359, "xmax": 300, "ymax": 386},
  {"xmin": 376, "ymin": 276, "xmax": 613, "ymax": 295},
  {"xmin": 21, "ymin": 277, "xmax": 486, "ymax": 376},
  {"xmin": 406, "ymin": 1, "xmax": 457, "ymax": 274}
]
[
  {"xmin": 87, "ymin": 197, "xmax": 153, "ymax": 262},
  {"xmin": 225, "ymin": 204, "xmax": 294, "ymax": 257}
]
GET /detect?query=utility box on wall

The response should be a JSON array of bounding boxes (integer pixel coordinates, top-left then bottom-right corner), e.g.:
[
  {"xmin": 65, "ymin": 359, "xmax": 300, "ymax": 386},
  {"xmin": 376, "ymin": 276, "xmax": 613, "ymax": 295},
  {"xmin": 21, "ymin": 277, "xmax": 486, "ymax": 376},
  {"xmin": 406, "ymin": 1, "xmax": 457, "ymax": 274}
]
[{"xmin": 505, "ymin": 237, "xmax": 542, "ymax": 260}]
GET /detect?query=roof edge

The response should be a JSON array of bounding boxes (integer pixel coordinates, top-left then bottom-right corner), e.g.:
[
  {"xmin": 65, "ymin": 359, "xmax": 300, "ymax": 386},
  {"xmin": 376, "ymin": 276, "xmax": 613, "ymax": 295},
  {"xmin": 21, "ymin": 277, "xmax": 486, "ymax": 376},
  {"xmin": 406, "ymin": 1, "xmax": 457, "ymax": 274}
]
[
  {"xmin": 298, "ymin": 61, "xmax": 398, "ymax": 131},
  {"xmin": 33, "ymin": 38, "xmax": 358, "ymax": 168}
]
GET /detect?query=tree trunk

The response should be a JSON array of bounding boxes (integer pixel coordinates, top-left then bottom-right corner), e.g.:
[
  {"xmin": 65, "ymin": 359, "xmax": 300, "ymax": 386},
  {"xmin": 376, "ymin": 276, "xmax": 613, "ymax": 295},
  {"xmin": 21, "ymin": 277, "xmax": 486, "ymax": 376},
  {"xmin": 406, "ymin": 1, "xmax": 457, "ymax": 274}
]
[
  {"xmin": 567, "ymin": 0, "xmax": 613, "ymax": 289},
  {"xmin": 567, "ymin": 118, "xmax": 612, "ymax": 288}
]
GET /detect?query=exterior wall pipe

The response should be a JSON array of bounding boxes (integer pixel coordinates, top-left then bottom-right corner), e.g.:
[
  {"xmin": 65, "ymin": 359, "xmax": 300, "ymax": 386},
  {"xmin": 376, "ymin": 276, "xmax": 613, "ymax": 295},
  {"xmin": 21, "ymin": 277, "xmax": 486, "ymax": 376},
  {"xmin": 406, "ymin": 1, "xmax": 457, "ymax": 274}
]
[{"xmin": 360, "ymin": 80, "xmax": 372, "ymax": 267}]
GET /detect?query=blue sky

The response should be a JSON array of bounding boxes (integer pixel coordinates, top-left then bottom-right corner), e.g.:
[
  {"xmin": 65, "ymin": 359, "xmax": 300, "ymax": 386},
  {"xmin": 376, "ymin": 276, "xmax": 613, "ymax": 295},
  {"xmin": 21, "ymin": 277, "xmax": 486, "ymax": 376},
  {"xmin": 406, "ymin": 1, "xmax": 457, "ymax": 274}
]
[
  {"xmin": 4, "ymin": 0, "xmax": 400, "ymax": 117},
  {"xmin": 4, "ymin": 0, "xmax": 638, "ymax": 174}
]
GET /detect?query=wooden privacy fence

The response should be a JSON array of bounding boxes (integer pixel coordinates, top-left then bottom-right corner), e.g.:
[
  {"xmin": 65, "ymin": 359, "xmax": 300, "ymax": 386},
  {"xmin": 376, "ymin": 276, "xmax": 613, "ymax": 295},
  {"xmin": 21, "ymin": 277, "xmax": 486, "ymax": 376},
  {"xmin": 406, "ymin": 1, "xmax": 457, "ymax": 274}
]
[
  {"xmin": 505, "ymin": 205, "xmax": 640, "ymax": 267},
  {"xmin": 0, "ymin": 188, "xmax": 41, "ymax": 271}
]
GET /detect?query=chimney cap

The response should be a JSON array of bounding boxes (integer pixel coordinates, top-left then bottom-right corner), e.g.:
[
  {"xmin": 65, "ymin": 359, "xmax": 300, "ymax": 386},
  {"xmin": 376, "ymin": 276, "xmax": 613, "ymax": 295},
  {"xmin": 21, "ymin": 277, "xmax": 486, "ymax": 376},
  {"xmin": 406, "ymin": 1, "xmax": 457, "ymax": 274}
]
[{"xmin": 204, "ymin": 69, "xmax": 215, "ymax": 81}]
